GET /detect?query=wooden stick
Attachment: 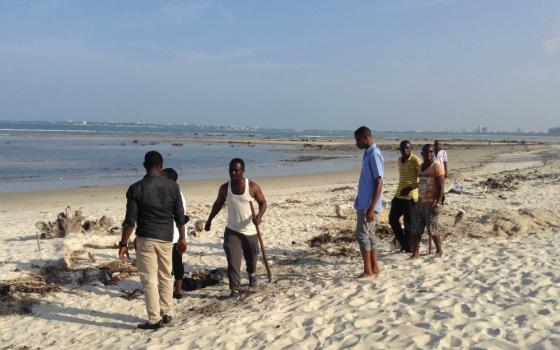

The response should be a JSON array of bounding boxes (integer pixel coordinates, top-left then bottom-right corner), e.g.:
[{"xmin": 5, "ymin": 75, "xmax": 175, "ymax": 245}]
[
  {"xmin": 36, "ymin": 232, "xmax": 41, "ymax": 251},
  {"xmin": 250, "ymin": 202, "xmax": 272, "ymax": 282}
]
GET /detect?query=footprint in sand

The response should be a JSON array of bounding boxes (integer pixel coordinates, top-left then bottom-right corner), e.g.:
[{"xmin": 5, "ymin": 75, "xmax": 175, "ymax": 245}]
[
  {"xmin": 486, "ymin": 328, "xmax": 501, "ymax": 337},
  {"xmin": 461, "ymin": 304, "xmax": 477, "ymax": 317},
  {"xmin": 537, "ymin": 309, "xmax": 551, "ymax": 316}
]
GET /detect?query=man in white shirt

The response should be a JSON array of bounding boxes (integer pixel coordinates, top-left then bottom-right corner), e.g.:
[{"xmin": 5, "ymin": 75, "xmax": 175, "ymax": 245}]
[
  {"xmin": 163, "ymin": 168, "xmax": 188, "ymax": 300},
  {"xmin": 204, "ymin": 158, "xmax": 267, "ymax": 299}
]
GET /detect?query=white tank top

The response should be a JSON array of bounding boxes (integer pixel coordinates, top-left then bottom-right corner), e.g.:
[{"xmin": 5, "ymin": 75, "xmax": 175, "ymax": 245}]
[{"xmin": 226, "ymin": 178, "xmax": 257, "ymax": 235}]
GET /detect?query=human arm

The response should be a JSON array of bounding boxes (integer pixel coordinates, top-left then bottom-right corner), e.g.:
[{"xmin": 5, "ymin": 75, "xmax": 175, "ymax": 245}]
[
  {"xmin": 119, "ymin": 186, "xmax": 137, "ymax": 262},
  {"xmin": 443, "ymin": 162, "xmax": 448, "ymax": 179},
  {"xmin": 172, "ymin": 185, "xmax": 188, "ymax": 252},
  {"xmin": 119, "ymin": 226, "xmax": 134, "ymax": 262},
  {"xmin": 249, "ymin": 181, "xmax": 267, "ymax": 226},
  {"xmin": 366, "ymin": 177, "xmax": 383, "ymax": 222},
  {"xmin": 400, "ymin": 182, "xmax": 419, "ymax": 196},
  {"xmin": 400, "ymin": 156, "xmax": 421, "ymax": 196},
  {"xmin": 204, "ymin": 184, "xmax": 228, "ymax": 231},
  {"xmin": 433, "ymin": 175, "xmax": 445, "ymax": 206}
]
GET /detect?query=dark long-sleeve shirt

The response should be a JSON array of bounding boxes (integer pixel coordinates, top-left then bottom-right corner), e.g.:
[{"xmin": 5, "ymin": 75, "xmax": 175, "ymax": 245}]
[{"xmin": 122, "ymin": 172, "xmax": 186, "ymax": 242}]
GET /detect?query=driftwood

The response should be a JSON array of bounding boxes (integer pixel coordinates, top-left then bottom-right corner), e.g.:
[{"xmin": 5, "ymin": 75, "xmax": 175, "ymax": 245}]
[
  {"xmin": 83, "ymin": 242, "xmax": 134, "ymax": 250},
  {"xmin": 35, "ymin": 206, "xmax": 117, "ymax": 239},
  {"xmin": 454, "ymin": 210, "xmax": 465, "ymax": 226},
  {"xmin": 331, "ymin": 186, "xmax": 355, "ymax": 192}
]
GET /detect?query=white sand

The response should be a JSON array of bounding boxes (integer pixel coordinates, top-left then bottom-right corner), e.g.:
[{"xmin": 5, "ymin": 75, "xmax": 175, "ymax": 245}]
[{"xmin": 1, "ymin": 143, "xmax": 559, "ymax": 349}]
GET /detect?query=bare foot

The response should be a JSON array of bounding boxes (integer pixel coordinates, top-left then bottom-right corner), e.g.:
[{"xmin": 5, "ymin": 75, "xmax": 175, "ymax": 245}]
[
  {"xmin": 357, "ymin": 272, "xmax": 375, "ymax": 279},
  {"xmin": 410, "ymin": 253, "xmax": 420, "ymax": 259},
  {"xmin": 435, "ymin": 250, "xmax": 444, "ymax": 258}
]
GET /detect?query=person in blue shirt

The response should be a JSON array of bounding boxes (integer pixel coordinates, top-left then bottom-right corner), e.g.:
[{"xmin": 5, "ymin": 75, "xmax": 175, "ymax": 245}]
[{"xmin": 354, "ymin": 126, "xmax": 384, "ymax": 278}]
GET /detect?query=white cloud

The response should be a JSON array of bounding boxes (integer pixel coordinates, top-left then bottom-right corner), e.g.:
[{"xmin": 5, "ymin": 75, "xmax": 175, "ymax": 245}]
[{"xmin": 545, "ymin": 37, "xmax": 560, "ymax": 53}]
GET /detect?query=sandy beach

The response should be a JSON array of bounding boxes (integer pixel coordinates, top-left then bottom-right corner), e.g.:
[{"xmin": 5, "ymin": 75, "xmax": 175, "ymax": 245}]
[{"xmin": 1, "ymin": 140, "xmax": 559, "ymax": 349}]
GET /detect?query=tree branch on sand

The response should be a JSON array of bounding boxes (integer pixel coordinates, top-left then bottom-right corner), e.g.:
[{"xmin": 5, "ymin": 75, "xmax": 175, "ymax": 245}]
[{"xmin": 35, "ymin": 206, "xmax": 120, "ymax": 239}]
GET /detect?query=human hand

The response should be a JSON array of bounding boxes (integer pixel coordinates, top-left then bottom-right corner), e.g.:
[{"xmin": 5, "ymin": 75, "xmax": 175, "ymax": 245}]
[
  {"xmin": 431, "ymin": 205, "xmax": 441, "ymax": 217},
  {"xmin": 118, "ymin": 246, "xmax": 129, "ymax": 263},
  {"xmin": 177, "ymin": 238, "xmax": 187, "ymax": 254},
  {"xmin": 400, "ymin": 187, "xmax": 412, "ymax": 196},
  {"xmin": 252, "ymin": 215, "xmax": 261, "ymax": 226},
  {"xmin": 366, "ymin": 208, "xmax": 376, "ymax": 222}
]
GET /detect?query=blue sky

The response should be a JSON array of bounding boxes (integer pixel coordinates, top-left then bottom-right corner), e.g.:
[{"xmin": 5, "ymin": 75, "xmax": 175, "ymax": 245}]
[{"xmin": 0, "ymin": 0, "xmax": 559, "ymax": 131}]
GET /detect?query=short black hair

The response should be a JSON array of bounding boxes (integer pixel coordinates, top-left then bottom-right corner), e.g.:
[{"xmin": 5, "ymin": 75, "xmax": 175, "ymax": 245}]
[
  {"xmin": 400, "ymin": 140, "xmax": 411, "ymax": 149},
  {"xmin": 229, "ymin": 158, "xmax": 245, "ymax": 170},
  {"xmin": 144, "ymin": 151, "xmax": 163, "ymax": 169},
  {"xmin": 354, "ymin": 126, "xmax": 371, "ymax": 138},
  {"xmin": 163, "ymin": 168, "xmax": 178, "ymax": 182},
  {"xmin": 422, "ymin": 143, "xmax": 433, "ymax": 152}
]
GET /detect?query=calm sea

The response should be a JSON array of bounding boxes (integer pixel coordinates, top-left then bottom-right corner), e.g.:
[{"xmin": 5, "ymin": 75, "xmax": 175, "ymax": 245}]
[
  {"xmin": 0, "ymin": 121, "xmax": 555, "ymax": 193},
  {"xmin": 0, "ymin": 122, "xmax": 364, "ymax": 192}
]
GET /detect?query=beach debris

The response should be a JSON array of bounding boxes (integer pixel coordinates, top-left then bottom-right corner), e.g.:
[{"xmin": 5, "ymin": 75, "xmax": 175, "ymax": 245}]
[
  {"xmin": 83, "ymin": 241, "xmax": 134, "ymax": 250},
  {"xmin": 82, "ymin": 216, "xmax": 113, "ymax": 233},
  {"xmin": 120, "ymin": 288, "xmax": 143, "ymax": 300},
  {"xmin": 193, "ymin": 220, "xmax": 206, "ymax": 236},
  {"xmin": 171, "ymin": 143, "xmax": 183, "ymax": 146},
  {"xmin": 375, "ymin": 224, "xmax": 393, "ymax": 239},
  {"xmin": 285, "ymin": 199, "xmax": 302, "ymax": 204},
  {"xmin": 335, "ymin": 204, "xmax": 348, "ymax": 219},
  {"xmin": 331, "ymin": 186, "xmax": 355, "ymax": 192},
  {"xmin": 454, "ymin": 210, "xmax": 464, "ymax": 227},
  {"xmin": 182, "ymin": 268, "xmax": 227, "ymax": 291},
  {"xmin": 0, "ymin": 273, "xmax": 62, "ymax": 316},
  {"xmin": 480, "ymin": 173, "xmax": 526, "ymax": 192},
  {"xmin": 36, "ymin": 206, "xmax": 117, "ymax": 239}
]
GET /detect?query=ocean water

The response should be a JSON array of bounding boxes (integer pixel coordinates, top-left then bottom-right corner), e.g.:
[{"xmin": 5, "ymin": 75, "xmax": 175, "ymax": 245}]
[
  {"xmin": 0, "ymin": 130, "xmax": 364, "ymax": 193},
  {"xmin": 1, "ymin": 121, "xmax": 555, "ymax": 193}
]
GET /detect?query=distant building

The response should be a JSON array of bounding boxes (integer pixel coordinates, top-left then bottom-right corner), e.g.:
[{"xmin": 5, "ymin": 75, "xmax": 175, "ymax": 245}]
[{"xmin": 548, "ymin": 127, "xmax": 560, "ymax": 136}]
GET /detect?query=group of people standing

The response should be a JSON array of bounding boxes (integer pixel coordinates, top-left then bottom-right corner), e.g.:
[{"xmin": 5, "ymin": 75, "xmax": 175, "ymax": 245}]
[
  {"xmin": 118, "ymin": 152, "xmax": 266, "ymax": 329},
  {"xmin": 117, "ymin": 126, "xmax": 448, "ymax": 329},
  {"xmin": 353, "ymin": 126, "xmax": 447, "ymax": 278}
]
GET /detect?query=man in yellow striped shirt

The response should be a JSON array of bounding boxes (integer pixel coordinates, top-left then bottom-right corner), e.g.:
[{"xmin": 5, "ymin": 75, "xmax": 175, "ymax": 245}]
[{"xmin": 389, "ymin": 140, "xmax": 421, "ymax": 253}]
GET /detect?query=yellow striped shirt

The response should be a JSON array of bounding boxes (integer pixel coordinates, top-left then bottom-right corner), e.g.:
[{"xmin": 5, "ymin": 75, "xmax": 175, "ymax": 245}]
[{"xmin": 395, "ymin": 153, "xmax": 421, "ymax": 201}]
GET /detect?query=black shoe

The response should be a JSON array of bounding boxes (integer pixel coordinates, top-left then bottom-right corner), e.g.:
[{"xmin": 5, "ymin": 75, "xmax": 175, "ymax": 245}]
[
  {"xmin": 173, "ymin": 291, "xmax": 183, "ymax": 299},
  {"xmin": 162, "ymin": 315, "xmax": 172, "ymax": 325},
  {"xmin": 137, "ymin": 320, "xmax": 163, "ymax": 330},
  {"xmin": 249, "ymin": 275, "xmax": 258, "ymax": 288},
  {"xmin": 229, "ymin": 290, "xmax": 240, "ymax": 301}
]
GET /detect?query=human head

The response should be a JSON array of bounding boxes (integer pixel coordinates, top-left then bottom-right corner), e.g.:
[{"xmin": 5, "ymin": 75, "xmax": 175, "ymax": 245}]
[
  {"xmin": 163, "ymin": 168, "xmax": 178, "ymax": 182},
  {"xmin": 399, "ymin": 140, "xmax": 412, "ymax": 159},
  {"xmin": 143, "ymin": 151, "xmax": 163, "ymax": 172},
  {"xmin": 421, "ymin": 144, "xmax": 435, "ymax": 163},
  {"xmin": 434, "ymin": 140, "xmax": 443, "ymax": 152},
  {"xmin": 229, "ymin": 158, "xmax": 245, "ymax": 182},
  {"xmin": 354, "ymin": 126, "xmax": 373, "ymax": 150}
]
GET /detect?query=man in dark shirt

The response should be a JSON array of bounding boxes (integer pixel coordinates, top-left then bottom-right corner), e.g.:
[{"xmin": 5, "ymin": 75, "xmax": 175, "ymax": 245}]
[{"xmin": 119, "ymin": 151, "xmax": 187, "ymax": 330}]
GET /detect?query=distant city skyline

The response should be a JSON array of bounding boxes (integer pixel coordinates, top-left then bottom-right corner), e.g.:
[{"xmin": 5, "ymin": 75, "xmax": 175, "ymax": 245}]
[{"xmin": 1, "ymin": 1, "xmax": 560, "ymax": 132}]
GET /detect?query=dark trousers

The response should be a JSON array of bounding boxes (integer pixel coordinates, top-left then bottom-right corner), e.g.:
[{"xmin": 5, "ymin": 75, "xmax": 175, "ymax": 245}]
[
  {"xmin": 389, "ymin": 198, "xmax": 415, "ymax": 252},
  {"xmin": 172, "ymin": 243, "xmax": 184, "ymax": 281},
  {"xmin": 223, "ymin": 227, "xmax": 259, "ymax": 291}
]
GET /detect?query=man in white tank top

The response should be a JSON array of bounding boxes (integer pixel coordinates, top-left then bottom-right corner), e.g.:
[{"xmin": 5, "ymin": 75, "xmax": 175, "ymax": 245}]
[{"xmin": 205, "ymin": 158, "xmax": 267, "ymax": 299}]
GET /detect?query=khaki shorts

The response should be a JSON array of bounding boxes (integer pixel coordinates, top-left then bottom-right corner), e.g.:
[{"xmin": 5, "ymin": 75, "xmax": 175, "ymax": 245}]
[{"xmin": 356, "ymin": 210, "xmax": 377, "ymax": 252}]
